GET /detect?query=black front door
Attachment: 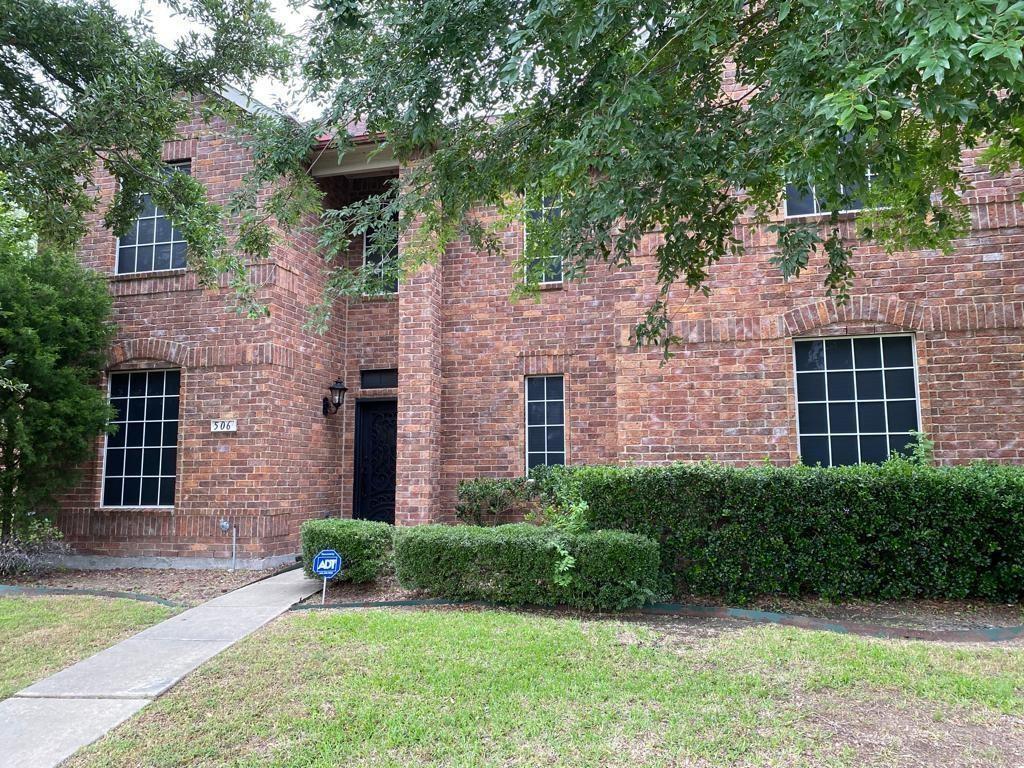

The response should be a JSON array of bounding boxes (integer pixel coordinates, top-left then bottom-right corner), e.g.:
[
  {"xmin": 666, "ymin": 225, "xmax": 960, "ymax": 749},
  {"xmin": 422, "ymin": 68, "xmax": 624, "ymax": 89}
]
[{"xmin": 353, "ymin": 399, "xmax": 397, "ymax": 524}]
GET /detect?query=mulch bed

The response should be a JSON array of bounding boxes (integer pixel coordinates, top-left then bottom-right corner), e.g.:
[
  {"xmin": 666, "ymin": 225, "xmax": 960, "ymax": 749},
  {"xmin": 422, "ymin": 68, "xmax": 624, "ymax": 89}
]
[
  {"xmin": 307, "ymin": 574, "xmax": 1022, "ymax": 637},
  {"xmin": 735, "ymin": 595, "xmax": 1023, "ymax": 632},
  {"xmin": 307, "ymin": 572, "xmax": 421, "ymax": 605},
  {"xmin": 12, "ymin": 566, "xmax": 1020, "ymax": 636},
  {"xmin": 4, "ymin": 566, "xmax": 288, "ymax": 606}
]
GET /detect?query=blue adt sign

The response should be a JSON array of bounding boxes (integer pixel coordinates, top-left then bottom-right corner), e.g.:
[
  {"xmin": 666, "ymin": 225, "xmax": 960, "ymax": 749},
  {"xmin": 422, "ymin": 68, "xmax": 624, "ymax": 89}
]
[{"xmin": 313, "ymin": 549, "xmax": 342, "ymax": 579}]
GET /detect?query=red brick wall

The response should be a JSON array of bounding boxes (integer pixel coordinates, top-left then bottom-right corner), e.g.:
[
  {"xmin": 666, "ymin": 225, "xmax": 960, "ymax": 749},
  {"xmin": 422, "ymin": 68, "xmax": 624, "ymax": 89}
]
[
  {"xmin": 58, "ymin": 101, "xmax": 352, "ymax": 562},
  {"xmin": 396, "ymin": 198, "xmax": 444, "ymax": 525},
  {"xmin": 60, "ymin": 100, "xmax": 1024, "ymax": 559},
  {"xmin": 417, "ymin": 159, "xmax": 1024, "ymax": 521}
]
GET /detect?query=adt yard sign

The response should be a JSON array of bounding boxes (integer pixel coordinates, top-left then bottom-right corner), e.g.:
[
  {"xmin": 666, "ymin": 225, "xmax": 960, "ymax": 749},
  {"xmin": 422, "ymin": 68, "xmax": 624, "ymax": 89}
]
[
  {"xmin": 313, "ymin": 549, "xmax": 342, "ymax": 604},
  {"xmin": 313, "ymin": 550, "xmax": 342, "ymax": 578}
]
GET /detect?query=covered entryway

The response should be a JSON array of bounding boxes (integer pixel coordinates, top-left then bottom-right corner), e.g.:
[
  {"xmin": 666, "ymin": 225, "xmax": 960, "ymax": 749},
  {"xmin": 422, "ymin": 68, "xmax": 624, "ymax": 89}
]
[{"xmin": 353, "ymin": 399, "xmax": 397, "ymax": 524}]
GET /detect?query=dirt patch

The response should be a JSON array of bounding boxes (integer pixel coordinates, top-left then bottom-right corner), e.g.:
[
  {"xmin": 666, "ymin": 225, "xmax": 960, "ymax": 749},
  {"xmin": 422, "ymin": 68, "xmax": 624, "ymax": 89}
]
[
  {"xmin": 618, "ymin": 613, "xmax": 750, "ymax": 647},
  {"xmin": 5, "ymin": 567, "xmax": 286, "ymax": 606},
  {"xmin": 802, "ymin": 694, "xmax": 1024, "ymax": 767}
]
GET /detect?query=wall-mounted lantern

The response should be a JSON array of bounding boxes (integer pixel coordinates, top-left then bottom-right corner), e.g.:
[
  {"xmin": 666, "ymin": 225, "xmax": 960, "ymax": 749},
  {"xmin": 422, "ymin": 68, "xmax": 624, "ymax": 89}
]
[{"xmin": 323, "ymin": 379, "xmax": 348, "ymax": 416}]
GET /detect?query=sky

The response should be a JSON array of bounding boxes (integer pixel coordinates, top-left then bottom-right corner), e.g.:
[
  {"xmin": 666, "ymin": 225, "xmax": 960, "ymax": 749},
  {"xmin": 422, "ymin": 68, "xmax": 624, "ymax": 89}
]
[{"xmin": 109, "ymin": 0, "xmax": 318, "ymax": 118}]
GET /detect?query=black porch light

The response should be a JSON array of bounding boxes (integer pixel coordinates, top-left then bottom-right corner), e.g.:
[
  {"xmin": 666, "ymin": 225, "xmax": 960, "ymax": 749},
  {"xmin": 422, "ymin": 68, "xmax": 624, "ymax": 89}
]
[{"xmin": 323, "ymin": 379, "xmax": 348, "ymax": 416}]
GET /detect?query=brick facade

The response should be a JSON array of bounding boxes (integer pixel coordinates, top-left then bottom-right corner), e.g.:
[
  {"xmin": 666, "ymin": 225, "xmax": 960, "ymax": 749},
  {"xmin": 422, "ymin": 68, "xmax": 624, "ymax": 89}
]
[{"xmin": 58, "ymin": 102, "xmax": 1024, "ymax": 565}]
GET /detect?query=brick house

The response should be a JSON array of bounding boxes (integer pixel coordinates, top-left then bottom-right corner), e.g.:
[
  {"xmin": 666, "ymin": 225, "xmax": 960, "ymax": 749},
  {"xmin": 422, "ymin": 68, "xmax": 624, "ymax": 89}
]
[{"xmin": 56, "ymin": 94, "xmax": 1024, "ymax": 568}]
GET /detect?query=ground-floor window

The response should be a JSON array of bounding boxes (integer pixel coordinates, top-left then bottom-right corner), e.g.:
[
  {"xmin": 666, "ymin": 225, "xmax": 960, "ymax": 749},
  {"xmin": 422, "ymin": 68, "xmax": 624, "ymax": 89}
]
[
  {"xmin": 794, "ymin": 335, "xmax": 919, "ymax": 466},
  {"xmin": 102, "ymin": 369, "xmax": 180, "ymax": 507},
  {"xmin": 526, "ymin": 375, "xmax": 565, "ymax": 469}
]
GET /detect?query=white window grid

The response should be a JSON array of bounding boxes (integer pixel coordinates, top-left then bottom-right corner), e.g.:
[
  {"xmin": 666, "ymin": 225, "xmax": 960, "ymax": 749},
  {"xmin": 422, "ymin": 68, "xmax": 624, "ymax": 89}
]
[
  {"xmin": 523, "ymin": 197, "xmax": 564, "ymax": 285},
  {"xmin": 101, "ymin": 369, "xmax": 180, "ymax": 508},
  {"xmin": 784, "ymin": 169, "xmax": 876, "ymax": 219},
  {"xmin": 793, "ymin": 334, "xmax": 921, "ymax": 467},
  {"xmin": 115, "ymin": 161, "xmax": 190, "ymax": 275},
  {"xmin": 525, "ymin": 375, "xmax": 566, "ymax": 471}
]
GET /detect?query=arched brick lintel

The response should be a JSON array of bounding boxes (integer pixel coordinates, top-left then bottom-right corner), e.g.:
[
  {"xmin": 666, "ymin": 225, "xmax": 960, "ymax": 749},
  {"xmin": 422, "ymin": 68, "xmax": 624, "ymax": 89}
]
[
  {"xmin": 783, "ymin": 296, "xmax": 927, "ymax": 337},
  {"xmin": 107, "ymin": 338, "xmax": 190, "ymax": 369}
]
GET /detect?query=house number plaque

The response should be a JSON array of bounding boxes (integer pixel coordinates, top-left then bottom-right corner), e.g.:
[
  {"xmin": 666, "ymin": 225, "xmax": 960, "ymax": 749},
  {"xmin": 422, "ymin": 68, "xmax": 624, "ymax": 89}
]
[{"xmin": 210, "ymin": 419, "xmax": 238, "ymax": 433}]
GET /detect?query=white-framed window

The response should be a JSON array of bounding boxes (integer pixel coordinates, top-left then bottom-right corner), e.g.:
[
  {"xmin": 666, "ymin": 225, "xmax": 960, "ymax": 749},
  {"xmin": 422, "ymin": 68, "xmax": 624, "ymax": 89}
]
[
  {"xmin": 526, "ymin": 375, "xmax": 565, "ymax": 470},
  {"xmin": 102, "ymin": 369, "xmax": 180, "ymax": 507},
  {"xmin": 363, "ymin": 213, "xmax": 399, "ymax": 294},
  {"xmin": 116, "ymin": 161, "xmax": 190, "ymax": 274},
  {"xmin": 794, "ymin": 334, "xmax": 921, "ymax": 467},
  {"xmin": 524, "ymin": 195, "xmax": 563, "ymax": 285},
  {"xmin": 784, "ymin": 170, "xmax": 875, "ymax": 218}
]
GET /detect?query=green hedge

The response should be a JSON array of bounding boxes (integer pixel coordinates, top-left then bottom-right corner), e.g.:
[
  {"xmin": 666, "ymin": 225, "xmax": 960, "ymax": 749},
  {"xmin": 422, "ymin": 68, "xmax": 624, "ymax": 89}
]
[
  {"xmin": 300, "ymin": 518, "xmax": 393, "ymax": 583},
  {"xmin": 533, "ymin": 461, "xmax": 1024, "ymax": 602},
  {"xmin": 455, "ymin": 477, "xmax": 542, "ymax": 526},
  {"xmin": 394, "ymin": 523, "xmax": 659, "ymax": 610}
]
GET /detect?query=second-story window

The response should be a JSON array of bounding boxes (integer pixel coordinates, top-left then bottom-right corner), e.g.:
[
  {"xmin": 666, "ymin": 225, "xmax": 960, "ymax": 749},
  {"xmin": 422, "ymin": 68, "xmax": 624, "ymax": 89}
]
[
  {"xmin": 785, "ymin": 171, "xmax": 874, "ymax": 218},
  {"xmin": 363, "ymin": 211, "xmax": 399, "ymax": 294},
  {"xmin": 524, "ymin": 195, "xmax": 563, "ymax": 285},
  {"xmin": 116, "ymin": 161, "xmax": 190, "ymax": 275}
]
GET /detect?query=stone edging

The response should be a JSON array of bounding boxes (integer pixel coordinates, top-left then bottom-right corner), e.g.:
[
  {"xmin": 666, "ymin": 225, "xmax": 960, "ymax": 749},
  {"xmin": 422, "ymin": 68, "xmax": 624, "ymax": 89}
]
[{"xmin": 0, "ymin": 584, "xmax": 184, "ymax": 608}]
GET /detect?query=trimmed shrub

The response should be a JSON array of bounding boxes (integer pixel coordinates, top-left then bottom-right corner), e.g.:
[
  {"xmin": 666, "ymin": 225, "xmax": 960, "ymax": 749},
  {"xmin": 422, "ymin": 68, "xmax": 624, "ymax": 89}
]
[
  {"xmin": 454, "ymin": 477, "xmax": 542, "ymax": 526},
  {"xmin": 300, "ymin": 518, "xmax": 393, "ymax": 583},
  {"xmin": 394, "ymin": 523, "xmax": 659, "ymax": 611},
  {"xmin": 537, "ymin": 461, "xmax": 1024, "ymax": 602},
  {"xmin": 566, "ymin": 528, "xmax": 662, "ymax": 610}
]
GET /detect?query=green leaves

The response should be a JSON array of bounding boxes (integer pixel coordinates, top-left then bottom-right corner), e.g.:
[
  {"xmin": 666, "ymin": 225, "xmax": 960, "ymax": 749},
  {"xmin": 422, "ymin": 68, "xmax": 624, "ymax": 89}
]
[
  {"xmin": 300, "ymin": 519, "xmax": 394, "ymax": 582},
  {"xmin": 0, "ymin": 191, "xmax": 115, "ymax": 541},
  {"xmin": 231, "ymin": 0, "xmax": 1024, "ymax": 356},
  {"xmin": 394, "ymin": 523, "xmax": 660, "ymax": 610},
  {"xmin": 11, "ymin": 0, "xmax": 1024, "ymax": 359},
  {"xmin": 1, "ymin": 0, "xmax": 290, "ymax": 308},
  {"xmin": 557, "ymin": 460, "xmax": 1024, "ymax": 603}
]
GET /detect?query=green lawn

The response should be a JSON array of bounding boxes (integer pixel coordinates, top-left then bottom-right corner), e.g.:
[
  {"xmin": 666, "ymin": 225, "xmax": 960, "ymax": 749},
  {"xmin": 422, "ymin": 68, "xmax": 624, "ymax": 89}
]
[
  {"xmin": 65, "ymin": 608, "xmax": 1024, "ymax": 767},
  {"xmin": 0, "ymin": 595, "xmax": 176, "ymax": 699}
]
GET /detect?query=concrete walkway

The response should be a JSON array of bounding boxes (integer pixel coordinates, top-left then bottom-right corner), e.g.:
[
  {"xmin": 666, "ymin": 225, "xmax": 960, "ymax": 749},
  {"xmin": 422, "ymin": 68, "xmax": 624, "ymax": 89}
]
[{"xmin": 0, "ymin": 568, "xmax": 317, "ymax": 768}]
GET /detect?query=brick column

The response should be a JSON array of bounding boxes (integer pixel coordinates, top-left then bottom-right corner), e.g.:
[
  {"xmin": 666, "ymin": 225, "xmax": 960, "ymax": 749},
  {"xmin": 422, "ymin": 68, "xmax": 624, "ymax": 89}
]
[{"xmin": 395, "ymin": 210, "xmax": 444, "ymax": 525}]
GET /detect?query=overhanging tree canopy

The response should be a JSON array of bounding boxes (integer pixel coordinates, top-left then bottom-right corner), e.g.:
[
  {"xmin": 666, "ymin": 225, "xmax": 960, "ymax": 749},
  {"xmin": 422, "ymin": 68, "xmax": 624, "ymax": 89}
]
[
  {"xmin": 1, "ymin": 0, "xmax": 292, "ymax": 311},
  {"xmin": 5, "ymin": 1, "xmax": 1024, "ymax": 350},
  {"xmin": 256, "ymin": 0, "xmax": 1024, "ymax": 349}
]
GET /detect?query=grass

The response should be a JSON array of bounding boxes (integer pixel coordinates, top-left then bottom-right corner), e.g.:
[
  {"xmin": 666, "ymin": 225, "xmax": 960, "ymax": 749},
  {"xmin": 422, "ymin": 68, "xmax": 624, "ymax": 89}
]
[
  {"xmin": 65, "ymin": 608, "xmax": 1024, "ymax": 768},
  {"xmin": 0, "ymin": 595, "xmax": 176, "ymax": 699}
]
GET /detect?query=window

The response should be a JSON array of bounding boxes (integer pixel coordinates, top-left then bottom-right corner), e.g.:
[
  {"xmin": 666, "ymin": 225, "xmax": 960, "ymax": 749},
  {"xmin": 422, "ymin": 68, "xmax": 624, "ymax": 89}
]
[
  {"xmin": 363, "ymin": 212, "xmax": 399, "ymax": 294},
  {"xmin": 524, "ymin": 196, "xmax": 563, "ymax": 284},
  {"xmin": 360, "ymin": 368, "xmax": 398, "ymax": 389},
  {"xmin": 526, "ymin": 375, "xmax": 565, "ymax": 469},
  {"xmin": 794, "ymin": 335, "xmax": 920, "ymax": 467},
  {"xmin": 116, "ymin": 162, "xmax": 190, "ymax": 274},
  {"xmin": 102, "ymin": 370, "xmax": 180, "ymax": 507},
  {"xmin": 784, "ymin": 171, "xmax": 874, "ymax": 218}
]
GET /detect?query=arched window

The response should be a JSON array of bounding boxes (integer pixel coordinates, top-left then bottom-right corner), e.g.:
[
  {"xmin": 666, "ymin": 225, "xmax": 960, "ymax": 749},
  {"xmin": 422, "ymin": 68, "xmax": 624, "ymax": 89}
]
[{"xmin": 102, "ymin": 368, "xmax": 180, "ymax": 507}]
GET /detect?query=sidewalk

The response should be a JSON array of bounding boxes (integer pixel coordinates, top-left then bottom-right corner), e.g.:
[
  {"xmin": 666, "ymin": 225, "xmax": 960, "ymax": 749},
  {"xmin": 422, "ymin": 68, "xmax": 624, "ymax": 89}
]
[{"xmin": 0, "ymin": 567, "xmax": 317, "ymax": 768}]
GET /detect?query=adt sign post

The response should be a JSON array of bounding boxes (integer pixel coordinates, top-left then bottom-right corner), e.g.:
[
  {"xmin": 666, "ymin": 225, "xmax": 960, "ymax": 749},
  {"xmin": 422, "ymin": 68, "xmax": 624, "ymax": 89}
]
[{"xmin": 312, "ymin": 549, "xmax": 342, "ymax": 605}]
